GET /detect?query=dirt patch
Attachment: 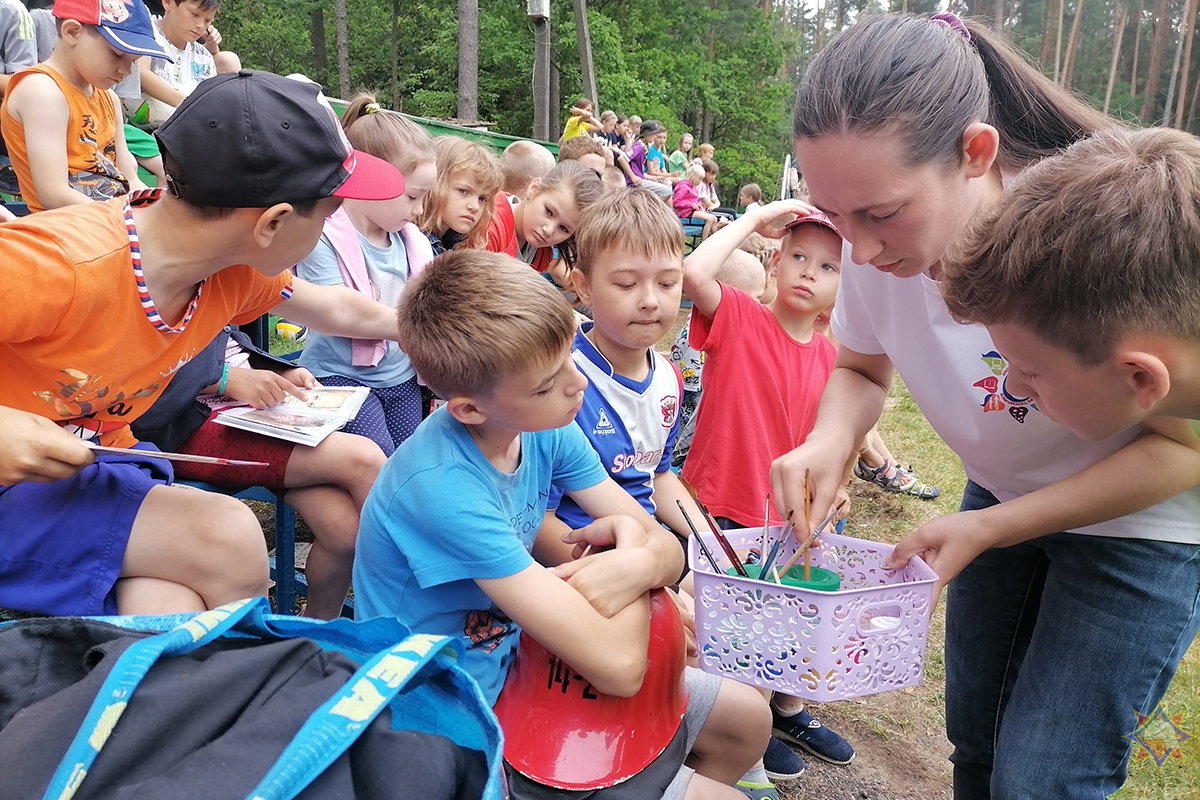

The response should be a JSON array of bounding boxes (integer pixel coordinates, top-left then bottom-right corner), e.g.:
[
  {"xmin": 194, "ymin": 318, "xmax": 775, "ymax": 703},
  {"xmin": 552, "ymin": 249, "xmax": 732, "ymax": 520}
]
[{"xmin": 776, "ymin": 699, "xmax": 952, "ymax": 800}]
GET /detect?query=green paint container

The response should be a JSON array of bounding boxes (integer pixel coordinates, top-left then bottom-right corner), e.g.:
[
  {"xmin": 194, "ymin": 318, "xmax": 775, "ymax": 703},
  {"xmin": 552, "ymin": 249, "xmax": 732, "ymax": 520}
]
[{"xmin": 729, "ymin": 563, "xmax": 842, "ymax": 592}]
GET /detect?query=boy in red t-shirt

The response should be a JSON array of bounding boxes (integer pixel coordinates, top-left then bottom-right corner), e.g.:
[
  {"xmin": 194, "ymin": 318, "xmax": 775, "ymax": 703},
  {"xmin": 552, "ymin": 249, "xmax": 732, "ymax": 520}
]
[
  {"xmin": 681, "ymin": 200, "xmax": 857, "ymax": 772},
  {"xmin": 0, "ymin": 70, "xmax": 407, "ymax": 618}
]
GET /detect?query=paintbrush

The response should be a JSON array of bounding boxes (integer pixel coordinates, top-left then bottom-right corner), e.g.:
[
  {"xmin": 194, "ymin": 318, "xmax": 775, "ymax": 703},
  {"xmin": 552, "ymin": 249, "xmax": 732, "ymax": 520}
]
[
  {"xmin": 676, "ymin": 499, "xmax": 723, "ymax": 573},
  {"xmin": 758, "ymin": 510, "xmax": 794, "ymax": 577},
  {"xmin": 697, "ymin": 504, "xmax": 749, "ymax": 578},
  {"xmin": 83, "ymin": 442, "xmax": 269, "ymax": 467},
  {"xmin": 760, "ymin": 493, "xmax": 771, "ymax": 564}
]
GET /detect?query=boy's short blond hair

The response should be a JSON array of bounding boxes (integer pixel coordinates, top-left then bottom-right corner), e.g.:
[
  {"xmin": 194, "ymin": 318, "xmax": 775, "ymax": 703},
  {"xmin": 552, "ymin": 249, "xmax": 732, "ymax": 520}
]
[
  {"xmin": 501, "ymin": 140, "xmax": 556, "ymax": 196},
  {"xmin": 397, "ymin": 250, "xmax": 575, "ymax": 399},
  {"xmin": 716, "ymin": 249, "xmax": 766, "ymax": 296},
  {"xmin": 558, "ymin": 135, "xmax": 607, "ymax": 164},
  {"xmin": 941, "ymin": 127, "xmax": 1200, "ymax": 366},
  {"xmin": 574, "ymin": 187, "xmax": 684, "ymax": 276}
]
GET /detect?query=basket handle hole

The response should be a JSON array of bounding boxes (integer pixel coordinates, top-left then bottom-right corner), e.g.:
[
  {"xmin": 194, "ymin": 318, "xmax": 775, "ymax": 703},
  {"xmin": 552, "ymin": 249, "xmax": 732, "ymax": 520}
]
[{"xmin": 858, "ymin": 604, "xmax": 902, "ymax": 635}]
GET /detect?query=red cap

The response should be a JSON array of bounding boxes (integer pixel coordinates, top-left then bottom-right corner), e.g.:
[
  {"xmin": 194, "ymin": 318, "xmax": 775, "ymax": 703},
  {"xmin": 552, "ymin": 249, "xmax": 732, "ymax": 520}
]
[
  {"xmin": 493, "ymin": 589, "xmax": 689, "ymax": 790},
  {"xmin": 784, "ymin": 209, "xmax": 841, "ymax": 238}
]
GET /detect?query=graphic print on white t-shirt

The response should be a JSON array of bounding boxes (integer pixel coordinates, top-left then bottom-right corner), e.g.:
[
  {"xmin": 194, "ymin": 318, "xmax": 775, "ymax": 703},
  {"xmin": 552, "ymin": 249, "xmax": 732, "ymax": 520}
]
[{"xmin": 971, "ymin": 350, "xmax": 1037, "ymax": 424}]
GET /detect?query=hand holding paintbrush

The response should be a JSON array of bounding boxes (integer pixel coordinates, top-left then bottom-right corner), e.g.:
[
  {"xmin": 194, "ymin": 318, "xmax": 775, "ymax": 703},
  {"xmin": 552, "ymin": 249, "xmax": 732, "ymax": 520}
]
[{"xmin": 776, "ymin": 497, "xmax": 848, "ymax": 577}]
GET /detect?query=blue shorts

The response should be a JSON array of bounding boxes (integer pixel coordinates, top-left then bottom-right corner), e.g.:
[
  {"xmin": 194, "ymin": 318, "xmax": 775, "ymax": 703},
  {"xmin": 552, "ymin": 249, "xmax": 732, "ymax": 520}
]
[{"xmin": 0, "ymin": 445, "xmax": 173, "ymax": 616}]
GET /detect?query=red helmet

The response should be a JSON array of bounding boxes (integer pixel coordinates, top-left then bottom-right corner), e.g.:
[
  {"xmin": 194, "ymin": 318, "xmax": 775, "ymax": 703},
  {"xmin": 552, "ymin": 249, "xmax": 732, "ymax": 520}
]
[{"xmin": 493, "ymin": 588, "xmax": 689, "ymax": 790}]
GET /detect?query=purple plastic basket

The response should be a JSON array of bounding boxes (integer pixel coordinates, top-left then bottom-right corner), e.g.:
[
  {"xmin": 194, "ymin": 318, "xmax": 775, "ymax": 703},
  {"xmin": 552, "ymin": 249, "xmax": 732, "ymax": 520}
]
[{"xmin": 690, "ymin": 526, "xmax": 937, "ymax": 700}]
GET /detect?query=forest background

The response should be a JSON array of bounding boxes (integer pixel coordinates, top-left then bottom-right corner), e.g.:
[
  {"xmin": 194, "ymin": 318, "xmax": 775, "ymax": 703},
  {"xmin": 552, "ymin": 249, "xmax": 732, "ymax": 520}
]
[{"xmin": 213, "ymin": 0, "xmax": 1200, "ymax": 210}]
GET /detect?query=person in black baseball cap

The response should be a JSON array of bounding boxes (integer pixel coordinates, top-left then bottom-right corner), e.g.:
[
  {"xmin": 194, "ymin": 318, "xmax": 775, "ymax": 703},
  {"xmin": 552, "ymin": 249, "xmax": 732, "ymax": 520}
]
[
  {"xmin": 156, "ymin": 69, "xmax": 405, "ymax": 207},
  {"xmin": 0, "ymin": 69, "xmax": 412, "ymax": 622}
]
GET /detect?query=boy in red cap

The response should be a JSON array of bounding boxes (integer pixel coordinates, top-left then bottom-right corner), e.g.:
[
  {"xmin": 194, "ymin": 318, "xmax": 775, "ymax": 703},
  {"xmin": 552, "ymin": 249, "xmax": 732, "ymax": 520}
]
[
  {"xmin": 683, "ymin": 201, "xmax": 859, "ymax": 775},
  {"xmin": 0, "ymin": 69, "xmax": 407, "ymax": 618},
  {"xmin": 0, "ymin": 0, "xmax": 172, "ymax": 211}
]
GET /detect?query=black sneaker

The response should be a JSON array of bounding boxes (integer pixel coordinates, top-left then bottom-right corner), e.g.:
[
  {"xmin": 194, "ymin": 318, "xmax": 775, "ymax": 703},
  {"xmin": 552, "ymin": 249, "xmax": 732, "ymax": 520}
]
[
  {"xmin": 772, "ymin": 708, "xmax": 855, "ymax": 765},
  {"xmin": 763, "ymin": 736, "xmax": 805, "ymax": 780}
]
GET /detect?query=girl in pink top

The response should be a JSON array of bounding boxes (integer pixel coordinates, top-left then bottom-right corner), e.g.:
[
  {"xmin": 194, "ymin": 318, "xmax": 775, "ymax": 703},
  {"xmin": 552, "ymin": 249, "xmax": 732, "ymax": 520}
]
[{"xmin": 673, "ymin": 163, "xmax": 721, "ymax": 240}]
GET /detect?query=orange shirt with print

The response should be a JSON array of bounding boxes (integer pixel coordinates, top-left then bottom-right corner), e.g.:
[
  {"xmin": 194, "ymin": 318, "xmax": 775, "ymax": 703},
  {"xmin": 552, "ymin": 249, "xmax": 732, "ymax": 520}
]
[
  {"xmin": 0, "ymin": 195, "xmax": 291, "ymax": 447},
  {"xmin": 0, "ymin": 64, "xmax": 129, "ymax": 213}
]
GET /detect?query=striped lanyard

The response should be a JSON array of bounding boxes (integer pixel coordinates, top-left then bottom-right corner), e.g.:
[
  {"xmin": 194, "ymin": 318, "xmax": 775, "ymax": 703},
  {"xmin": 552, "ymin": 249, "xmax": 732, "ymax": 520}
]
[{"xmin": 125, "ymin": 189, "xmax": 205, "ymax": 333}]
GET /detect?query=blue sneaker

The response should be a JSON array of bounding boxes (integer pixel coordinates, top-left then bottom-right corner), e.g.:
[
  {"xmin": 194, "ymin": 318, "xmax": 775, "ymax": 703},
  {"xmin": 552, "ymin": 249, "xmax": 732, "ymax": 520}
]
[
  {"xmin": 772, "ymin": 708, "xmax": 855, "ymax": 765},
  {"xmin": 762, "ymin": 736, "xmax": 805, "ymax": 780}
]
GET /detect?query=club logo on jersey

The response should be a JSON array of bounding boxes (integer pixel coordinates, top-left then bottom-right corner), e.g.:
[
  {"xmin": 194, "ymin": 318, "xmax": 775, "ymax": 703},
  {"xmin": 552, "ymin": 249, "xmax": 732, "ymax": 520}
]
[
  {"xmin": 972, "ymin": 350, "xmax": 1037, "ymax": 423},
  {"xmin": 592, "ymin": 408, "xmax": 616, "ymax": 436},
  {"xmin": 660, "ymin": 395, "xmax": 678, "ymax": 428}
]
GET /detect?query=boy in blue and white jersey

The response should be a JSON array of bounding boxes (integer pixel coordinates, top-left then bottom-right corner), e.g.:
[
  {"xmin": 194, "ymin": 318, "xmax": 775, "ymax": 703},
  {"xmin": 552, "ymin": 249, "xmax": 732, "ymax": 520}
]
[{"xmin": 547, "ymin": 188, "xmax": 707, "ymax": 545}]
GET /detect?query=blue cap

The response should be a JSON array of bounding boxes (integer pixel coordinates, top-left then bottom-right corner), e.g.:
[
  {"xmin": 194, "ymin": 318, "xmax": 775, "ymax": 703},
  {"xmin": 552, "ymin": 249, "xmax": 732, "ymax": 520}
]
[{"xmin": 53, "ymin": 0, "xmax": 174, "ymax": 62}]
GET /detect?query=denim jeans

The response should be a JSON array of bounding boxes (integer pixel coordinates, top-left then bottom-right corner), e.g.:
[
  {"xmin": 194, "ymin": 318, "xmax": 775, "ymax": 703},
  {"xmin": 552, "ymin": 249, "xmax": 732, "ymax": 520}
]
[{"xmin": 947, "ymin": 480, "xmax": 1200, "ymax": 800}]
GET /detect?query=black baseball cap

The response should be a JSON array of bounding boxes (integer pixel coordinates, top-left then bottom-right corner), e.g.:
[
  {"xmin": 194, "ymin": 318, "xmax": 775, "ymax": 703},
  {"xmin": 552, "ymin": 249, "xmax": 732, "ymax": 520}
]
[{"xmin": 155, "ymin": 70, "xmax": 405, "ymax": 208}]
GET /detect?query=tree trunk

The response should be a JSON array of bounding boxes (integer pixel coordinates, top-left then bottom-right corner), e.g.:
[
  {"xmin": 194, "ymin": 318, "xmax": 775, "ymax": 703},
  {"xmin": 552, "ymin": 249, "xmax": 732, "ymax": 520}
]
[
  {"xmin": 1131, "ymin": 0, "xmax": 1144, "ymax": 97},
  {"xmin": 1054, "ymin": 0, "xmax": 1066, "ymax": 82},
  {"xmin": 1140, "ymin": 0, "xmax": 1174, "ymax": 122},
  {"xmin": 310, "ymin": 5, "xmax": 327, "ymax": 87},
  {"xmin": 1175, "ymin": 0, "xmax": 1197, "ymax": 124},
  {"xmin": 1039, "ymin": 0, "xmax": 1057, "ymax": 67},
  {"xmin": 390, "ymin": 0, "xmax": 400, "ymax": 110},
  {"xmin": 1166, "ymin": 0, "xmax": 1192, "ymax": 123},
  {"xmin": 816, "ymin": 0, "xmax": 826, "ymax": 50},
  {"xmin": 334, "ymin": 0, "xmax": 350, "ymax": 99},
  {"xmin": 835, "ymin": 0, "xmax": 845, "ymax": 33},
  {"xmin": 1061, "ymin": 0, "xmax": 1086, "ymax": 86},
  {"xmin": 1104, "ymin": 0, "xmax": 1130, "ymax": 113},
  {"xmin": 456, "ymin": 0, "xmax": 479, "ymax": 122},
  {"xmin": 573, "ymin": 0, "xmax": 598, "ymax": 105},
  {"xmin": 995, "ymin": 0, "xmax": 1004, "ymax": 33},
  {"xmin": 1188, "ymin": 59, "xmax": 1200, "ymax": 127}
]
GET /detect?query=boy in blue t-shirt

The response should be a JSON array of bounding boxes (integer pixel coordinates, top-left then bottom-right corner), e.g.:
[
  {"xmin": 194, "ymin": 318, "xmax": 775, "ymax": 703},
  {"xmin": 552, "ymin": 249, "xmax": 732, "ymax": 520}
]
[{"xmin": 354, "ymin": 248, "xmax": 772, "ymax": 800}]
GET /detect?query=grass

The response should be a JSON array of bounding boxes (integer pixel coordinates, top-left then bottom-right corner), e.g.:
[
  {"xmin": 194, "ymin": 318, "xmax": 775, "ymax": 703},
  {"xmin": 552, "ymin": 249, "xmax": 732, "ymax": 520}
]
[{"xmin": 852, "ymin": 375, "xmax": 1200, "ymax": 799}]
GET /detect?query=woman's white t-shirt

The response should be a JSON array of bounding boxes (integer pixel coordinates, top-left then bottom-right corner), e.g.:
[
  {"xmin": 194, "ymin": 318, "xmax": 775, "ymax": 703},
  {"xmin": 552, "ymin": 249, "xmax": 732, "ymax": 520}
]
[{"xmin": 831, "ymin": 248, "xmax": 1200, "ymax": 544}]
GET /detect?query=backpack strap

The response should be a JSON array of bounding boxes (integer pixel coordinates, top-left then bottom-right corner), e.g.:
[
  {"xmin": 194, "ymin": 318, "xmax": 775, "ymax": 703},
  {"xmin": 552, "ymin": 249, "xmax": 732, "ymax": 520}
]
[
  {"xmin": 41, "ymin": 598, "xmax": 265, "ymax": 800},
  {"xmin": 243, "ymin": 633, "xmax": 459, "ymax": 800}
]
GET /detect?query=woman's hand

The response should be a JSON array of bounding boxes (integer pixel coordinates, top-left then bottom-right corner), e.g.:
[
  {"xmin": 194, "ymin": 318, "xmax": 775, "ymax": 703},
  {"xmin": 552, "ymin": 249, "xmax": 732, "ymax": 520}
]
[
  {"xmin": 751, "ymin": 199, "xmax": 821, "ymax": 240},
  {"xmin": 770, "ymin": 434, "xmax": 856, "ymax": 536}
]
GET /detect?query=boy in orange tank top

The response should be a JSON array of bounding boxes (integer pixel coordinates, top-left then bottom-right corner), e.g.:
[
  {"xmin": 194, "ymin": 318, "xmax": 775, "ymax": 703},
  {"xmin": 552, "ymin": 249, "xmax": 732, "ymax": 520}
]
[{"xmin": 0, "ymin": 0, "xmax": 169, "ymax": 211}]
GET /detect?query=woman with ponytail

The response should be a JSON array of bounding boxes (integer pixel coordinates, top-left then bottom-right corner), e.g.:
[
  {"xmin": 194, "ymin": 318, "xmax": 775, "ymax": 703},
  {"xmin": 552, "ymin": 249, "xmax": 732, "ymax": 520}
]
[{"xmin": 771, "ymin": 14, "xmax": 1200, "ymax": 799}]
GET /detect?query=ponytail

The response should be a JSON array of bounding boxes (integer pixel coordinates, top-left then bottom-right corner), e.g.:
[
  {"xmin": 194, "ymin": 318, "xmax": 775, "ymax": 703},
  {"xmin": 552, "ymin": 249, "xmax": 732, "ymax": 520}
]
[
  {"xmin": 967, "ymin": 20, "xmax": 1120, "ymax": 170},
  {"xmin": 341, "ymin": 93, "xmax": 436, "ymax": 176},
  {"xmin": 794, "ymin": 14, "xmax": 1121, "ymax": 173}
]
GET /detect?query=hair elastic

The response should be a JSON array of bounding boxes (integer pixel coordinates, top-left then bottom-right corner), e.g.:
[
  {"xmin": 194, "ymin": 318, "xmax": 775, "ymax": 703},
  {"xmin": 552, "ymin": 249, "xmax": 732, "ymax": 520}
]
[
  {"xmin": 929, "ymin": 12, "xmax": 972, "ymax": 42},
  {"xmin": 218, "ymin": 363, "xmax": 230, "ymax": 395},
  {"xmin": 365, "ymin": 102, "xmax": 381, "ymax": 114}
]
